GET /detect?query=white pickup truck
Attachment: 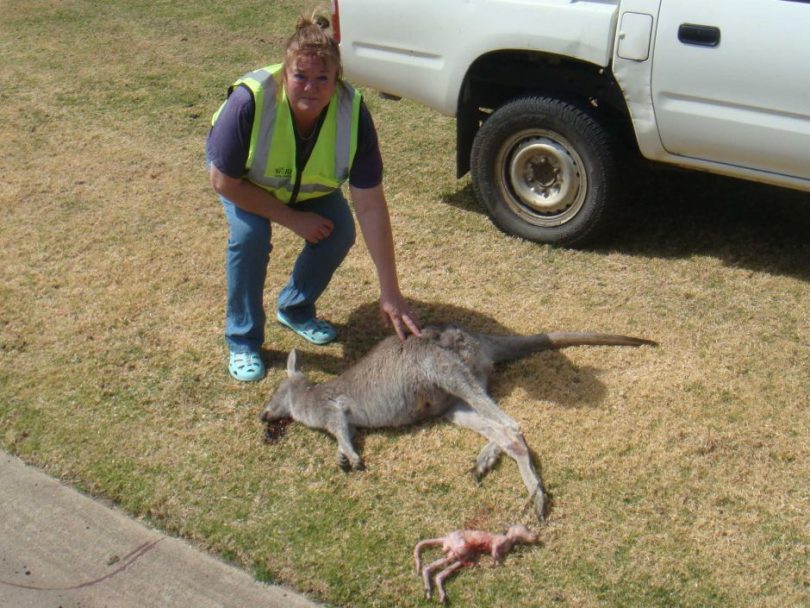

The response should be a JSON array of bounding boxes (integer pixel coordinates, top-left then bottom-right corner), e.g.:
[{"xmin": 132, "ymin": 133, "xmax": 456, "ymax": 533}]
[{"xmin": 331, "ymin": 0, "xmax": 810, "ymax": 246}]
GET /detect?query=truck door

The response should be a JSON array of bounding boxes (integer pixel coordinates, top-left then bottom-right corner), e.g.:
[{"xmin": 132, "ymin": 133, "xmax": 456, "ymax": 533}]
[{"xmin": 651, "ymin": 0, "xmax": 810, "ymax": 181}]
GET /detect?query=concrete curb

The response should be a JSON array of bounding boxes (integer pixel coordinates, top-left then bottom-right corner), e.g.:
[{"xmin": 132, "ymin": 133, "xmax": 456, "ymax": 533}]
[{"xmin": 0, "ymin": 452, "xmax": 325, "ymax": 608}]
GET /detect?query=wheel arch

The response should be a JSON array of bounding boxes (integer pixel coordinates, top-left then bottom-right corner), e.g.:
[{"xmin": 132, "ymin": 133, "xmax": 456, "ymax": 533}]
[{"xmin": 456, "ymin": 50, "xmax": 636, "ymax": 178}]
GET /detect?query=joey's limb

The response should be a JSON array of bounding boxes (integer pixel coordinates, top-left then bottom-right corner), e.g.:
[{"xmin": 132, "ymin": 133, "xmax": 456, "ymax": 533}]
[
  {"xmin": 490, "ymin": 536, "xmax": 512, "ymax": 564},
  {"xmin": 414, "ymin": 539, "xmax": 445, "ymax": 574},
  {"xmin": 434, "ymin": 561, "xmax": 465, "ymax": 604},
  {"xmin": 326, "ymin": 399, "xmax": 364, "ymax": 471},
  {"xmin": 444, "ymin": 404, "xmax": 547, "ymax": 521},
  {"xmin": 421, "ymin": 556, "xmax": 456, "ymax": 600}
]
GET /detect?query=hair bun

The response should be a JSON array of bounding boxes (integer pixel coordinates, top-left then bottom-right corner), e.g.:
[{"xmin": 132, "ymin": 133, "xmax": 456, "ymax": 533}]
[{"xmin": 296, "ymin": 14, "xmax": 330, "ymax": 31}]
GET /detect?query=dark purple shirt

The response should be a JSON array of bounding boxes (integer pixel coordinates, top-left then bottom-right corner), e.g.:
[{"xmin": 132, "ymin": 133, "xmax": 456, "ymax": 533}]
[{"xmin": 206, "ymin": 84, "xmax": 383, "ymax": 189}]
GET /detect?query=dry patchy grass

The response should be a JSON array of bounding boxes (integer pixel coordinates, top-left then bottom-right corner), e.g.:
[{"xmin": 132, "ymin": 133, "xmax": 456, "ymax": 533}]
[{"xmin": 1, "ymin": 2, "xmax": 809, "ymax": 607}]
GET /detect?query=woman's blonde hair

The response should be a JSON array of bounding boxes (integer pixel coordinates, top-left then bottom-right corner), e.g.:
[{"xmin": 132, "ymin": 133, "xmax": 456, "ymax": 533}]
[{"xmin": 283, "ymin": 13, "xmax": 342, "ymax": 80}]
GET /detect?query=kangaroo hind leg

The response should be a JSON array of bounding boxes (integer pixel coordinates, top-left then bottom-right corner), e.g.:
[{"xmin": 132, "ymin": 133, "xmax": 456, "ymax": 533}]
[
  {"xmin": 429, "ymin": 353, "xmax": 518, "ymax": 429},
  {"xmin": 444, "ymin": 403, "xmax": 547, "ymax": 521}
]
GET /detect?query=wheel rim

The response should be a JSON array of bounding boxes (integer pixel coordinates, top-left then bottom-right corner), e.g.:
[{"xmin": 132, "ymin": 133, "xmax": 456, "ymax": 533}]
[{"xmin": 495, "ymin": 130, "xmax": 587, "ymax": 227}]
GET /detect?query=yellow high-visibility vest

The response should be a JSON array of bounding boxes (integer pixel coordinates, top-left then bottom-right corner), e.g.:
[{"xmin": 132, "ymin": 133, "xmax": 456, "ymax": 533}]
[{"xmin": 212, "ymin": 64, "xmax": 361, "ymax": 203}]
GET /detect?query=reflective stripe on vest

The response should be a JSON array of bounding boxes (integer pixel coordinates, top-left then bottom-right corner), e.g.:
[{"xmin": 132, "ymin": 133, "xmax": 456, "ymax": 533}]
[{"xmin": 212, "ymin": 64, "xmax": 361, "ymax": 203}]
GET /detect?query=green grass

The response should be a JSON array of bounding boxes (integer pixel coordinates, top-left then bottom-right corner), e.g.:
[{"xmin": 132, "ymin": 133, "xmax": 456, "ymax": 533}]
[{"xmin": 2, "ymin": 1, "xmax": 809, "ymax": 607}]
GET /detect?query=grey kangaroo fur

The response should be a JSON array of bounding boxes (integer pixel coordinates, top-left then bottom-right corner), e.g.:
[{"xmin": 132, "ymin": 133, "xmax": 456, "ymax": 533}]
[{"xmin": 261, "ymin": 324, "xmax": 657, "ymax": 520}]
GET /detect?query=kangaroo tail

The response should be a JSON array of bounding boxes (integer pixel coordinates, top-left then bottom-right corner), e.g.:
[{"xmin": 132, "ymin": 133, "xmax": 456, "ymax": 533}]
[{"xmin": 479, "ymin": 332, "xmax": 658, "ymax": 364}]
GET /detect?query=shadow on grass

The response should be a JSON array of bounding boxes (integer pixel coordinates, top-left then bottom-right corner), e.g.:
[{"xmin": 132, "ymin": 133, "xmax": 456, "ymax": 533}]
[
  {"xmin": 284, "ymin": 299, "xmax": 613, "ymax": 410},
  {"xmin": 439, "ymin": 182, "xmax": 483, "ymax": 216},
  {"xmin": 440, "ymin": 168, "xmax": 810, "ymax": 281},
  {"xmin": 618, "ymin": 168, "xmax": 810, "ymax": 280}
]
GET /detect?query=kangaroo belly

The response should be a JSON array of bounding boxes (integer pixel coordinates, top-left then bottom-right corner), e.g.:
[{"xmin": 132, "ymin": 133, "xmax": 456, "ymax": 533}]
[{"xmin": 345, "ymin": 387, "xmax": 453, "ymax": 429}]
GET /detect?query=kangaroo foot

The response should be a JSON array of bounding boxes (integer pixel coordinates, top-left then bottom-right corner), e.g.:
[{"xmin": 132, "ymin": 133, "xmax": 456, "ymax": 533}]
[{"xmin": 338, "ymin": 452, "xmax": 365, "ymax": 472}]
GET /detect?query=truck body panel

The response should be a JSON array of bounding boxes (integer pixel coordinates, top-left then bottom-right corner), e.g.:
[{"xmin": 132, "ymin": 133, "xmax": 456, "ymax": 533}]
[
  {"xmin": 335, "ymin": 0, "xmax": 810, "ymax": 244},
  {"xmin": 339, "ymin": 0, "xmax": 620, "ymax": 116},
  {"xmin": 651, "ymin": 0, "xmax": 810, "ymax": 181}
]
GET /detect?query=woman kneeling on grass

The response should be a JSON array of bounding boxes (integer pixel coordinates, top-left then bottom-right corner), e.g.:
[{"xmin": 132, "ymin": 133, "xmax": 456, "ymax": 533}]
[{"xmin": 207, "ymin": 14, "xmax": 421, "ymax": 381}]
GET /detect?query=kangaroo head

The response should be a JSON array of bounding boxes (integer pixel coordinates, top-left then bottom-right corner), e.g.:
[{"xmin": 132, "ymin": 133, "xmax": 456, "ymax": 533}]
[
  {"xmin": 506, "ymin": 524, "xmax": 538, "ymax": 545},
  {"xmin": 260, "ymin": 349, "xmax": 311, "ymax": 423}
]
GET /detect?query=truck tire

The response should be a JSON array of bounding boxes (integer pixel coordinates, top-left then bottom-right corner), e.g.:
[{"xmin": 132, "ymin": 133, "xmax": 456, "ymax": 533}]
[{"xmin": 470, "ymin": 96, "xmax": 619, "ymax": 247}]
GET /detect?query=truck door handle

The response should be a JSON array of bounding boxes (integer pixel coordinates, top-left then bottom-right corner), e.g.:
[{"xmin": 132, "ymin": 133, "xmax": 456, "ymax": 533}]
[{"xmin": 678, "ymin": 23, "xmax": 721, "ymax": 47}]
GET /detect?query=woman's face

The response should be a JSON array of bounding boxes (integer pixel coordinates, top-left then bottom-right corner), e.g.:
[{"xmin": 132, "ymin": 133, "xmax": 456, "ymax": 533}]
[{"xmin": 284, "ymin": 54, "xmax": 338, "ymax": 130}]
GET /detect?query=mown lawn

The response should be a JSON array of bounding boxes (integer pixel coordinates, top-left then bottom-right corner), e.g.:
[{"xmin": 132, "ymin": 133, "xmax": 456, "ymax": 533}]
[{"xmin": 1, "ymin": 2, "xmax": 808, "ymax": 606}]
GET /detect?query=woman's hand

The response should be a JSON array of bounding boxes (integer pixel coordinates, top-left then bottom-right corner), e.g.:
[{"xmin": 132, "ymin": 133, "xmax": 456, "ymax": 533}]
[
  {"xmin": 210, "ymin": 165, "xmax": 334, "ymax": 243},
  {"xmin": 380, "ymin": 290, "xmax": 421, "ymax": 341},
  {"xmin": 289, "ymin": 211, "xmax": 334, "ymax": 243}
]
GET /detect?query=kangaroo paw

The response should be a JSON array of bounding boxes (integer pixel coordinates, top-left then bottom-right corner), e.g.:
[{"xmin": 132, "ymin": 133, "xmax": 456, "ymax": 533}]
[
  {"xmin": 338, "ymin": 452, "xmax": 365, "ymax": 472},
  {"xmin": 471, "ymin": 442, "xmax": 502, "ymax": 484}
]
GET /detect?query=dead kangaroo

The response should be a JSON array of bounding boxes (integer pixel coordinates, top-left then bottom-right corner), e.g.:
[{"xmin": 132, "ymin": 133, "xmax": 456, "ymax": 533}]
[{"xmin": 261, "ymin": 324, "xmax": 656, "ymax": 520}]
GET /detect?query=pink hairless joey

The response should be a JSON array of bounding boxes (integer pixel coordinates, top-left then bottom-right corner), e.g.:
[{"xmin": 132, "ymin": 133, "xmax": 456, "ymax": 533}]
[{"xmin": 414, "ymin": 525, "xmax": 539, "ymax": 603}]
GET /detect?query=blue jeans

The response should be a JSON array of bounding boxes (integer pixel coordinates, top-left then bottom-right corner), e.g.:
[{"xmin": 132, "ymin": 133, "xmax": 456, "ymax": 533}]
[{"xmin": 220, "ymin": 189, "xmax": 356, "ymax": 353}]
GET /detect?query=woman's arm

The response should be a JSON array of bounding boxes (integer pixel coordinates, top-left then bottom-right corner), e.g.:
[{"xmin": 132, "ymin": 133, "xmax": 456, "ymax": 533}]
[
  {"xmin": 350, "ymin": 183, "xmax": 421, "ymax": 340},
  {"xmin": 210, "ymin": 164, "xmax": 334, "ymax": 243}
]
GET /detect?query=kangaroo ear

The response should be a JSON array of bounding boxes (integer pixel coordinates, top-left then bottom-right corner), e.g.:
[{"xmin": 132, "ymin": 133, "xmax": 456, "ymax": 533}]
[{"xmin": 286, "ymin": 348, "xmax": 299, "ymax": 376}]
